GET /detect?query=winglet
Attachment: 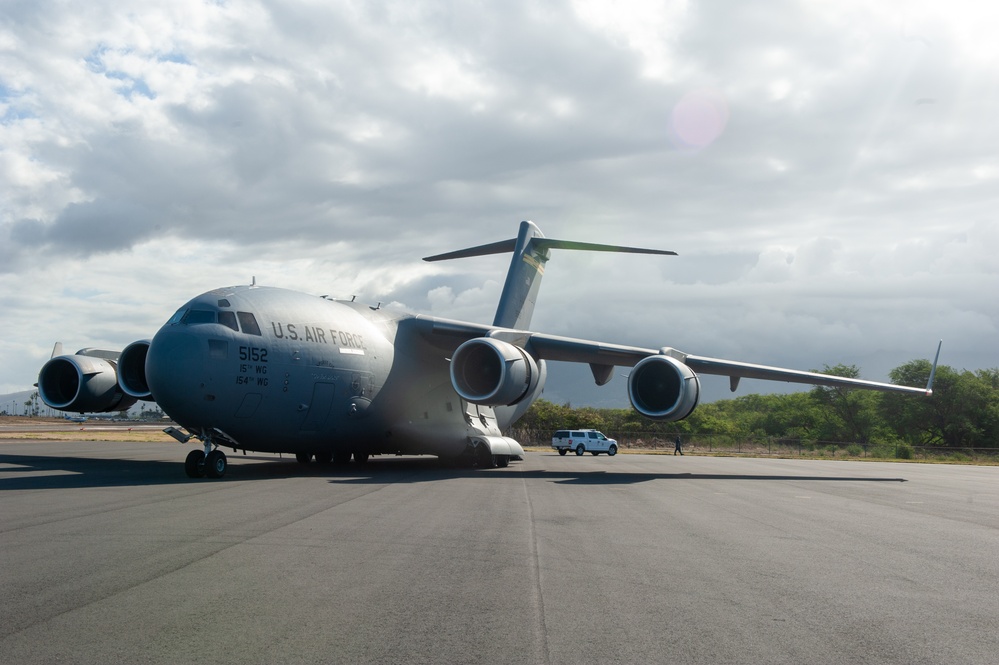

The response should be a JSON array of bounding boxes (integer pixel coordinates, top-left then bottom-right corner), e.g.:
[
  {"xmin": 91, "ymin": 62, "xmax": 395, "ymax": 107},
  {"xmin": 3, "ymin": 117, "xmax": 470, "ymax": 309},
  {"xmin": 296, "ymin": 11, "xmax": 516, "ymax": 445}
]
[
  {"xmin": 50, "ymin": 342, "xmax": 63, "ymax": 359},
  {"xmin": 925, "ymin": 340, "xmax": 942, "ymax": 396}
]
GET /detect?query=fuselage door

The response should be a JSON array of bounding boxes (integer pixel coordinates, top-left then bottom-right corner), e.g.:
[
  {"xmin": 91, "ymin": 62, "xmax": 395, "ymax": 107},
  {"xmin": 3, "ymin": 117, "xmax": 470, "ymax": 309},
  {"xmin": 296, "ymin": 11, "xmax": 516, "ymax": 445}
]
[{"xmin": 301, "ymin": 382, "xmax": 336, "ymax": 432}]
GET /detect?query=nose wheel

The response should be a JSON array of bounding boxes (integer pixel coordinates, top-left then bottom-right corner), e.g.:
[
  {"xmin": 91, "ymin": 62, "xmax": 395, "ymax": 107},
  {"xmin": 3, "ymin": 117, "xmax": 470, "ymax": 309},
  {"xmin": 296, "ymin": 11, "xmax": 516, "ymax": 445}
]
[
  {"xmin": 184, "ymin": 449, "xmax": 206, "ymax": 478},
  {"xmin": 182, "ymin": 430, "xmax": 233, "ymax": 479},
  {"xmin": 205, "ymin": 450, "xmax": 227, "ymax": 478},
  {"xmin": 184, "ymin": 448, "xmax": 229, "ymax": 478}
]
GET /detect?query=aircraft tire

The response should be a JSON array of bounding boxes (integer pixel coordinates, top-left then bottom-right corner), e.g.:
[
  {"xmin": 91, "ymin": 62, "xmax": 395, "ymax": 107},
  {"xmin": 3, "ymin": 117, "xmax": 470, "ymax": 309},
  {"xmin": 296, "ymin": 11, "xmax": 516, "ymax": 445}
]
[
  {"xmin": 332, "ymin": 452, "xmax": 352, "ymax": 465},
  {"xmin": 205, "ymin": 450, "xmax": 227, "ymax": 479},
  {"xmin": 295, "ymin": 453, "xmax": 312, "ymax": 464},
  {"xmin": 184, "ymin": 449, "xmax": 206, "ymax": 478},
  {"xmin": 353, "ymin": 452, "xmax": 370, "ymax": 464},
  {"xmin": 575, "ymin": 445, "xmax": 585, "ymax": 456},
  {"xmin": 608, "ymin": 444, "xmax": 617, "ymax": 456},
  {"xmin": 495, "ymin": 455, "xmax": 510, "ymax": 468},
  {"xmin": 476, "ymin": 446, "xmax": 495, "ymax": 469},
  {"xmin": 314, "ymin": 452, "xmax": 333, "ymax": 464},
  {"xmin": 558, "ymin": 449, "xmax": 567, "ymax": 456}
]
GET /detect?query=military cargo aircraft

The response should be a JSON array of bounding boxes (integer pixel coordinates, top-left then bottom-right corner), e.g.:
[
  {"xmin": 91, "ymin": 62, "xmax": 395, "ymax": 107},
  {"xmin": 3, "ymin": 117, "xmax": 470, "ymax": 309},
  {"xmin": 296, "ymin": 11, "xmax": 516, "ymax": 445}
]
[{"xmin": 37, "ymin": 221, "xmax": 939, "ymax": 478}]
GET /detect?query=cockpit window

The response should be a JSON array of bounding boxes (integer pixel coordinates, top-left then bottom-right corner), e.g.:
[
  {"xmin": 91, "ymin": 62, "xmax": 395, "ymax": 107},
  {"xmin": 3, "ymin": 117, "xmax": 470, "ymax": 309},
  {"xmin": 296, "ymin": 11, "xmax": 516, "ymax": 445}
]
[
  {"xmin": 237, "ymin": 311, "xmax": 261, "ymax": 336},
  {"xmin": 182, "ymin": 309, "xmax": 216, "ymax": 325},
  {"xmin": 167, "ymin": 308, "xmax": 187, "ymax": 325},
  {"xmin": 218, "ymin": 310, "xmax": 239, "ymax": 332}
]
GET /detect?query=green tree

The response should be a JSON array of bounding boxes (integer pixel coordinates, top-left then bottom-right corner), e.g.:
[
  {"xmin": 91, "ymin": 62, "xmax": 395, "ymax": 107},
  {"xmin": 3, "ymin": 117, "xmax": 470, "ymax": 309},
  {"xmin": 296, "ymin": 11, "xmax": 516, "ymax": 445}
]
[
  {"xmin": 809, "ymin": 364, "xmax": 882, "ymax": 443},
  {"xmin": 517, "ymin": 359, "xmax": 999, "ymax": 451},
  {"xmin": 24, "ymin": 392, "xmax": 41, "ymax": 418},
  {"xmin": 883, "ymin": 361, "xmax": 995, "ymax": 448}
]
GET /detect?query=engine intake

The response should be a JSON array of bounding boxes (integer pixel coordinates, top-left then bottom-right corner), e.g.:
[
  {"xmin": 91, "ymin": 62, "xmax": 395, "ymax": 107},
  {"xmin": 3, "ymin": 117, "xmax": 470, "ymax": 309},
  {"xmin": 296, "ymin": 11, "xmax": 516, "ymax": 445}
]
[
  {"xmin": 38, "ymin": 354, "xmax": 137, "ymax": 413},
  {"xmin": 627, "ymin": 354, "xmax": 700, "ymax": 421},
  {"xmin": 118, "ymin": 340, "xmax": 153, "ymax": 399},
  {"xmin": 450, "ymin": 338, "xmax": 542, "ymax": 406}
]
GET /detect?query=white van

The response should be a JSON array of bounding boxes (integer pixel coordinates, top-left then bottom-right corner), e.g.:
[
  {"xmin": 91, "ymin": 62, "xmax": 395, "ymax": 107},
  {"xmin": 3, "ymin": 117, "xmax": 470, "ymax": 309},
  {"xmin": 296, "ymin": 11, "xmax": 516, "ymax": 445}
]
[{"xmin": 551, "ymin": 429, "xmax": 618, "ymax": 456}]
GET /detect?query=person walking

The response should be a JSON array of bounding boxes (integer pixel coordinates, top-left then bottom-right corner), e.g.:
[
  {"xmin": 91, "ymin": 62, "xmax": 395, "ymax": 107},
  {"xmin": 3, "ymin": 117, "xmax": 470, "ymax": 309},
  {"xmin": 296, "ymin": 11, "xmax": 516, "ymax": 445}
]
[{"xmin": 674, "ymin": 435, "xmax": 683, "ymax": 455}]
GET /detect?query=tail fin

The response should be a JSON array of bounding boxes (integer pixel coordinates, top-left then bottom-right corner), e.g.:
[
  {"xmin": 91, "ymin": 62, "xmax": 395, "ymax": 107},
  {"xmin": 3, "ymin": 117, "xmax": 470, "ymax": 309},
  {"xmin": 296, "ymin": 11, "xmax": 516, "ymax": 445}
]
[{"xmin": 424, "ymin": 220, "xmax": 677, "ymax": 329}]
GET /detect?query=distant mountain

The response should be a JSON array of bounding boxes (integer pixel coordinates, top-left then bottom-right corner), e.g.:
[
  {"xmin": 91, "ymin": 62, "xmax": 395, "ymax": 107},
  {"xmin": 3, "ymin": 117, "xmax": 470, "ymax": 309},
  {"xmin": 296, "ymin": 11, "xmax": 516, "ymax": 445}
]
[{"xmin": 0, "ymin": 390, "xmax": 39, "ymax": 416}]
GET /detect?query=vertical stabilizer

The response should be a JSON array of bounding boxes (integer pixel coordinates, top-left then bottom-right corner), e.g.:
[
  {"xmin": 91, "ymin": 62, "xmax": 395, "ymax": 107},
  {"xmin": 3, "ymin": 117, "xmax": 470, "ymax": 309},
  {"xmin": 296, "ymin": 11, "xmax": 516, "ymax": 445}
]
[{"xmin": 493, "ymin": 221, "xmax": 549, "ymax": 329}]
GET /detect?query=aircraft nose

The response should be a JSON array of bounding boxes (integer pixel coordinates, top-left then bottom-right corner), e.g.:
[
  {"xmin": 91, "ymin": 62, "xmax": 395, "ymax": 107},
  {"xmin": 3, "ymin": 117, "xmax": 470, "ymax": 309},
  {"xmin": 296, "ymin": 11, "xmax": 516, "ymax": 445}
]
[{"xmin": 146, "ymin": 326, "xmax": 214, "ymax": 426}]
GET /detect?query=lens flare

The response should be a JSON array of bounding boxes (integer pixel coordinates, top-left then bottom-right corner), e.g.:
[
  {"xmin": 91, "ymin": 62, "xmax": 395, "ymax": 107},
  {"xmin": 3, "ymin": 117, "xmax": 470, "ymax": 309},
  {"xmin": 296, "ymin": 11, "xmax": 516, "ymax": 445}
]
[{"xmin": 669, "ymin": 88, "xmax": 730, "ymax": 150}]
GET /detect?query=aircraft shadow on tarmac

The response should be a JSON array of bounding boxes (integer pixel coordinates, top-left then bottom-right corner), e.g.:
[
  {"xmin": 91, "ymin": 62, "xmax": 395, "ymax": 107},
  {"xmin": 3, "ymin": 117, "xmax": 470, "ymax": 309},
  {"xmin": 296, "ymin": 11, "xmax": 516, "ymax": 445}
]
[
  {"xmin": 324, "ymin": 457, "xmax": 908, "ymax": 485},
  {"xmin": 0, "ymin": 453, "xmax": 907, "ymax": 491}
]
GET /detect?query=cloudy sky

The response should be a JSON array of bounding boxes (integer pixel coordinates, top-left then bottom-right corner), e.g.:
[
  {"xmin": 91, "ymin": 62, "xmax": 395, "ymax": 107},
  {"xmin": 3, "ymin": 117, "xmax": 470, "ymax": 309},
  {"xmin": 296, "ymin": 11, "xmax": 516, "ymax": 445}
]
[{"xmin": 1, "ymin": 0, "xmax": 996, "ymax": 406}]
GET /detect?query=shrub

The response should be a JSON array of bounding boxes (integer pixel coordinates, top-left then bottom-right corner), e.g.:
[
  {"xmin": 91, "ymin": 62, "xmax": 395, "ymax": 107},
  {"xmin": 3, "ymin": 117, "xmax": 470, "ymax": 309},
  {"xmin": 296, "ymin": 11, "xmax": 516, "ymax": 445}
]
[
  {"xmin": 868, "ymin": 443, "xmax": 895, "ymax": 459},
  {"xmin": 895, "ymin": 443, "xmax": 914, "ymax": 460},
  {"xmin": 846, "ymin": 445, "xmax": 863, "ymax": 457}
]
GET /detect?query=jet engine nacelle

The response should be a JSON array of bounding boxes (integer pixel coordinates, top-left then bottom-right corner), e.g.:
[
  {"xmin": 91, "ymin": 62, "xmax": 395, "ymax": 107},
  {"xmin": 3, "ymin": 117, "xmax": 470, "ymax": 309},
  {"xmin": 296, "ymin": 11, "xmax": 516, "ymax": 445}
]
[
  {"xmin": 38, "ymin": 354, "xmax": 138, "ymax": 413},
  {"xmin": 627, "ymin": 354, "xmax": 701, "ymax": 421},
  {"xmin": 450, "ymin": 337, "xmax": 543, "ymax": 406},
  {"xmin": 118, "ymin": 340, "xmax": 153, "ymax": 400}
]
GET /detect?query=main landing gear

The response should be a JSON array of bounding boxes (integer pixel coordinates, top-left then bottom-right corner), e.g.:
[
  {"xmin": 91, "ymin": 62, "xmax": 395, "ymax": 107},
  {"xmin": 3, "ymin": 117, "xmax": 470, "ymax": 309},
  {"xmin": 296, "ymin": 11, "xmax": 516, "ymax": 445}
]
[{"xmin": 474, "ymin": 444, "xmax": 510, "ymax": 469}]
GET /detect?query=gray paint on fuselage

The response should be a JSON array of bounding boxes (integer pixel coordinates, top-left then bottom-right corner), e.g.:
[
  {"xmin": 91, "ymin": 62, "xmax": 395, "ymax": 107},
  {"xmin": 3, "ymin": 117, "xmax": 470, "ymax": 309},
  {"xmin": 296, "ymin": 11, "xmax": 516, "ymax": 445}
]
[{"xmin": 147, "ymin": 285, "xmax": 478, "ymax": 457}]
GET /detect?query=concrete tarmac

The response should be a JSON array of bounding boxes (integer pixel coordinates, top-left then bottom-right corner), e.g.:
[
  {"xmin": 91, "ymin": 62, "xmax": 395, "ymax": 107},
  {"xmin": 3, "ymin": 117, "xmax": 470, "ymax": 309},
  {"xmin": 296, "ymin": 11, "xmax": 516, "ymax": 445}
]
[{"xmin": 2, "ymin": 440, "xmax": 998, "ymax": 664}]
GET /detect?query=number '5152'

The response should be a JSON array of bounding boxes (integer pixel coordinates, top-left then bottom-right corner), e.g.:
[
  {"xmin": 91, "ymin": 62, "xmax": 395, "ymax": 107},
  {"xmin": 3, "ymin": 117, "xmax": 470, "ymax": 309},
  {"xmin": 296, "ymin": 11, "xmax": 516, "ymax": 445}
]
[{"xmin": 239, "ymin": 346, "xmax": 268, "ymax": 362}]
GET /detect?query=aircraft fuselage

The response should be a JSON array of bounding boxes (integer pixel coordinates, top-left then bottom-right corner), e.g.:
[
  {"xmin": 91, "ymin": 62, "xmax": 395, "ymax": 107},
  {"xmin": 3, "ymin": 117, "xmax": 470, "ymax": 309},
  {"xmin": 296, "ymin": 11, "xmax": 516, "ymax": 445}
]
[{"xmin": 145, "ymin": 285, "xmax": 495, "ymax": 459}]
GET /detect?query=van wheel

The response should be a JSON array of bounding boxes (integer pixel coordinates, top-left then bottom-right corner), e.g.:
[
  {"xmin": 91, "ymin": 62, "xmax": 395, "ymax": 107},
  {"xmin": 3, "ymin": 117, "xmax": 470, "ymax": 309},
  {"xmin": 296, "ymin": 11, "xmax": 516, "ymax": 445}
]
[
  {"xmin": 558, "ymin": 449, "xmax": 567, "ymax": 456},
  {"xmin": 575, "ymin": 445, "xmax": 585, "ymax": 456},
  {"xmin": 608, "ymin": 444, "xmax": 617, "ymax": 456}
]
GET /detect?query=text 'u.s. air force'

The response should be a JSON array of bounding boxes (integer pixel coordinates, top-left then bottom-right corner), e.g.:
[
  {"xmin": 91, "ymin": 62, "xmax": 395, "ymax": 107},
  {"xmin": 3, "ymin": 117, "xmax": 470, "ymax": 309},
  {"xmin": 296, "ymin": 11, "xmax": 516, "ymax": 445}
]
[{"xmin": 270, "ymin": 322, "xmax": 365, "ymax": 350}]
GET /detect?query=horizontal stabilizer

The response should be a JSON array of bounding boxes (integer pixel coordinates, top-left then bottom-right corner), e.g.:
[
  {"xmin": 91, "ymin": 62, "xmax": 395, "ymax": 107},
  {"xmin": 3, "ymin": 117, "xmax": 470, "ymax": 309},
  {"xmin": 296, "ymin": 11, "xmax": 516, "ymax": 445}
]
[
  {"xmin": 423, "ymin": 238, "xmax": 676, "ymax": 262},
  {"xmin": 425, "ymin": 221, "xmax": 677, "ymax": 329},
  {"xmin": 424, "ymin": 239, "xmax": 517, "ymax": 262},
  {"xmin": 531, "ymin": 238, "xmax": 676, "ymax": 256}
]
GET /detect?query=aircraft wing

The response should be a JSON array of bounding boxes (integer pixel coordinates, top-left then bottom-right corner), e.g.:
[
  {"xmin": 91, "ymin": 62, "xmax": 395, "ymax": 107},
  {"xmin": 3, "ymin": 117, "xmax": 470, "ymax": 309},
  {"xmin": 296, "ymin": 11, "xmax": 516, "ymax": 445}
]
[
  {"xmin": 523, "ymin": 332, "xmax": 934, "ymax": 395},
  {"xmin": 415, "ymin": 316, "xmax": 937, "ymax": 396}
]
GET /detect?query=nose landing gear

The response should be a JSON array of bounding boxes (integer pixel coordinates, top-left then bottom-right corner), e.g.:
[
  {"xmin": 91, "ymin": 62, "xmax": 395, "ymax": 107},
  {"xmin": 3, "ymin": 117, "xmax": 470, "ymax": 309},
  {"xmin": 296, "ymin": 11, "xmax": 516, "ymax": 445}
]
[
  {"xmin": 184, "ymin": 445, "xmax": 228, "ymax": 479},
  {"xmin": 177, "ymin": 429, "xmax": 234, "ymax": 479}
]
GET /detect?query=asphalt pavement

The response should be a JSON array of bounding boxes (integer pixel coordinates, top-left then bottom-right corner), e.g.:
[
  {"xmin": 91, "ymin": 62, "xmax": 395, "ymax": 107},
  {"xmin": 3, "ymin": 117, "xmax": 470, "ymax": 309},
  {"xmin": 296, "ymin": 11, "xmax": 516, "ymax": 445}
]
[{"xmin": 1, "ymin": 440, "xmax": 997, "ymax": 664}]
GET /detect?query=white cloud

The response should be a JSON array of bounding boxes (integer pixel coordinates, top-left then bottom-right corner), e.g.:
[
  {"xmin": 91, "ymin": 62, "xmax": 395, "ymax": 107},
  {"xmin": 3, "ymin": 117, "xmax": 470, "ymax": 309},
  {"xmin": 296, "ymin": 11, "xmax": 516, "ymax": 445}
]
[
  {"xmin": 1, "ymin": 0, "xmax": 996, "ymax": 401},
  {"xmin": 571, "ymin": 0, "xmax": 690, "ymax": 81}
]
